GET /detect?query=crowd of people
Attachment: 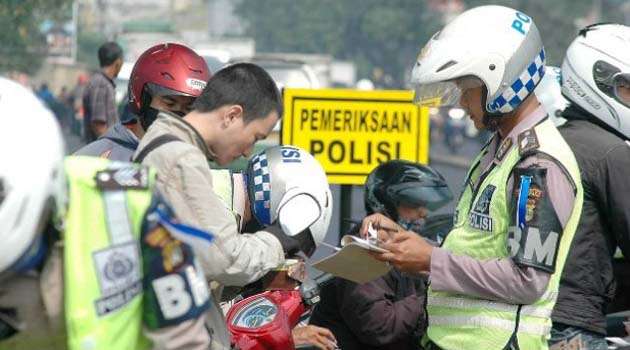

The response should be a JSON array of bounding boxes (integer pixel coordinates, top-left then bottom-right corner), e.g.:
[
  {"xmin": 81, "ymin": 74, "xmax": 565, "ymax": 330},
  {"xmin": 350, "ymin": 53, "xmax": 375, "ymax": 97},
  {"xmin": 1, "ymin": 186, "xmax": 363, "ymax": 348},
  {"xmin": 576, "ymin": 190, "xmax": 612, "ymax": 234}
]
[{"xmin": 1, "ymin": 4, "xmax": 630, "ymax": 350}]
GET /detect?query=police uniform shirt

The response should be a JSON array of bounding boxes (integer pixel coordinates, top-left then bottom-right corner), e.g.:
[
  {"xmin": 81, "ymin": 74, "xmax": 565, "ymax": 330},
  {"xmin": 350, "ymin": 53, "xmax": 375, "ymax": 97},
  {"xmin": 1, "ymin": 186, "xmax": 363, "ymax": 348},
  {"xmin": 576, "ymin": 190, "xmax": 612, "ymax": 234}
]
[{"xmin": 429, "ymin": 105, "xmax": 576, "ymax": 304}]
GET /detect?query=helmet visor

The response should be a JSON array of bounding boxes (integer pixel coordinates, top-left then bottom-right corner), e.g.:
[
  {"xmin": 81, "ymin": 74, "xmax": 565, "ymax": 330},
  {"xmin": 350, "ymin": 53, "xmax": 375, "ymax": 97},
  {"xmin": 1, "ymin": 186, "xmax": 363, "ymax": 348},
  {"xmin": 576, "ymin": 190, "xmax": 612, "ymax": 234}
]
[
  {"xmin": 390, "ymin": 183, "xmax": 453, "ymax": 211},
  {"xmin": 592, "ymin": 60, "xmax": 630, "ymax": 108},
  {"xmin": 146, "ymin": 82, "xmax": 194, "ymax": 98},
  {"xmin": 613, "ymin": 73, "xmax": 630, "ymax": 108},
  {"xmin": 412, "ymin": 76, "xmax": 484, "ymax": 108}
]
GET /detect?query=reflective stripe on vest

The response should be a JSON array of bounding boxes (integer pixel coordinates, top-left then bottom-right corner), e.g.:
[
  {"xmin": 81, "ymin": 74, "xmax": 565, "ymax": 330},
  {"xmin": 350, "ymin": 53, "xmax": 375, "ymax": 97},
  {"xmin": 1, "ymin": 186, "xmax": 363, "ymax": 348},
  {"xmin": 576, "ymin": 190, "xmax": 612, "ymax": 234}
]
[
  {"xmin": 103, "ymin": 190, "xmax": 133, "ymax": 244},
  {"xmin": 428, "ymin": 315, "xmax": 551, "ymax": 336},
  {"xmin": 428, "ymin": 295, "xmax": 553, "ymax": 319}
]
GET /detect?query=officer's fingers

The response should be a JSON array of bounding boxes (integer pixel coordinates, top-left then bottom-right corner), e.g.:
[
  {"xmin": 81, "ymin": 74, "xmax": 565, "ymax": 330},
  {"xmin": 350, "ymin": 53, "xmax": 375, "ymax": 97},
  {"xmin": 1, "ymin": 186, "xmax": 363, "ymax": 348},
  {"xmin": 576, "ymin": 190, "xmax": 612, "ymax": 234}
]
[
  {"xmin": 390, "ymin": 230, "xmax": 414, "ymax": 243},
  {"xmin": 371, "ymin": 251, "xmax": 397, "ymax": 263},
  {"xmin": 376, "ymin": 239, "xmax": 398, "ymax": 253},
  {"xmin": 376, "ymin": 228, "xmax": 395, "ymax": 242},
  {"xmin": 360, "ymin": 214, "xmax": 380, "ymax": 238},
  {"xmin": 360, "ymin": 213, "xmax": 394, "ymax": 238},
  {"xmin": 374, "ymin": 214, "xmax": 399, "ymax": 232}
]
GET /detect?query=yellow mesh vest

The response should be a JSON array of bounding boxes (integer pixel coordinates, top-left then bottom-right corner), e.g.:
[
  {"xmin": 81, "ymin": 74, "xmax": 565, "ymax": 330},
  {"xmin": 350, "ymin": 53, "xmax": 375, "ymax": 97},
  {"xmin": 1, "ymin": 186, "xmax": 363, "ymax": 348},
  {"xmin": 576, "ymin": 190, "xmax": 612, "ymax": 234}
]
[
  {"xmin": 425, "ymin": 119, "xmax": 583, "ymax": 350},
  {"xmin": 64, "ymin": 156, "xmax": 153, "ymax": 350}
]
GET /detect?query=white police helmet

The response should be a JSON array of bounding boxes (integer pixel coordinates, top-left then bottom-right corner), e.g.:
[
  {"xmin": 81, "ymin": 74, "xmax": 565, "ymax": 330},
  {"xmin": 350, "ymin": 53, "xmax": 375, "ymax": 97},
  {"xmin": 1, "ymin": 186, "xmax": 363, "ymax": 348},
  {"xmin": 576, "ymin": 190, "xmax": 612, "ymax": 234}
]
[
  {"xmin": 0, "ymin": 77, "xmax": 66, "ymax": 279},
  {"xmin": 535, "ymin": 66, "xmax": 568, "ymax": 126},
  {"xmin": 411, "ymin": 5, "xmax": 545, "ymax": 115},
  {"xmin": 561, "ymin": 23, "xmax": 630, "ymax": 139},
  {"xmin": 246, "ymin": 146, "xmax": 332, "ymax": 257}
]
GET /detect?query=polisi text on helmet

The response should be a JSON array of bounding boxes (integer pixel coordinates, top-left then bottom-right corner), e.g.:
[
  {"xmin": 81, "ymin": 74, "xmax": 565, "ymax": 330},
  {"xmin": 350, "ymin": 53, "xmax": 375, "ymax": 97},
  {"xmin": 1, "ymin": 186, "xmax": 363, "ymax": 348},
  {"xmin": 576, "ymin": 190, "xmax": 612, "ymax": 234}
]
[
  {"xmin": 512, "ymin": 11, "xmax": 532, "ymax": 35},
  {"xmin": 565, "ymin": 75, "xmax": 601, "ymax": 110}
]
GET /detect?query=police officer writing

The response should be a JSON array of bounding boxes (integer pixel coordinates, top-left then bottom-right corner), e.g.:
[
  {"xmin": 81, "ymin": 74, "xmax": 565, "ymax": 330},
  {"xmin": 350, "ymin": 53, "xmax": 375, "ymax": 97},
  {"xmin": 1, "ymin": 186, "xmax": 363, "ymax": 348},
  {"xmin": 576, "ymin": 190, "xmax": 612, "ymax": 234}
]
[
  {"xmin": 362, "ymin": 6, "xmax": 582, "ymax": 350},
  {"xmin": 310, "ymin": 160, "xmax": 452, "ymax": 350}
]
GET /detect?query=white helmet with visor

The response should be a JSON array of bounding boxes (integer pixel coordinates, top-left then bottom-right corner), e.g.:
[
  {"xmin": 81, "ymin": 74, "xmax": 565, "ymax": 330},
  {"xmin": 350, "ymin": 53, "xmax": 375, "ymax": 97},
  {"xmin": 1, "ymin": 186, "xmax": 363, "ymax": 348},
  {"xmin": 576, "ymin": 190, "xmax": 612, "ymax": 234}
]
[
  {"xmin": 561, "ymin": 23, "xmax": 630, "ymax": 139},
  {"xmin": 0, "ymin": 78, "xmax": 66, "ymax": 281},
  {"xmin": 411, "ymin": 5, "xmax": 545, "ymax": 116}
]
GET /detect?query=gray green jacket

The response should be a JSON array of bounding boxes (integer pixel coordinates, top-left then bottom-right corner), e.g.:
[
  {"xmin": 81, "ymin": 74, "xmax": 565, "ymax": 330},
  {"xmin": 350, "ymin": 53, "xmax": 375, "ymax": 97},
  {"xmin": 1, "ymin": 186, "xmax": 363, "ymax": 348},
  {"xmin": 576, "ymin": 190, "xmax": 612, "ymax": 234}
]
[{"xmin": 74, "ymin": 122, "xmax": 138, "ymax": 161}]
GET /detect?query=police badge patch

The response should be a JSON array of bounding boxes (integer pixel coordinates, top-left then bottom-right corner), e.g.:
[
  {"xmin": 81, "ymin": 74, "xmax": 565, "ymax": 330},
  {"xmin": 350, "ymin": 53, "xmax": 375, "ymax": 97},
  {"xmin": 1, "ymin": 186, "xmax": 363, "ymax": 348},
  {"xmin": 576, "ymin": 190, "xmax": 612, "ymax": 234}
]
[
  {"xmin": 495, "ymin": 137, "xmax": 513, "ymax": 162},
  {"xmin": 518, "ymin": 128, "xmax": 540, "ymax": 156},
  {"xmin": 525, "ymin": 184, "xmax": 543, "ymax": 222},
  {"xmin": 95, "ymin": 166, "xmax": 150, "ymax": 191},
  {"xmin": 145, "ymin": 226, "xmax": 187, "ymax": 273},
  {"xmin": 468, "ymin": 185, "xmax": 496, "ymax": 232},
  {"xmin": 92, "ymin": 242, "xmax": 142, "ymax": 316}
]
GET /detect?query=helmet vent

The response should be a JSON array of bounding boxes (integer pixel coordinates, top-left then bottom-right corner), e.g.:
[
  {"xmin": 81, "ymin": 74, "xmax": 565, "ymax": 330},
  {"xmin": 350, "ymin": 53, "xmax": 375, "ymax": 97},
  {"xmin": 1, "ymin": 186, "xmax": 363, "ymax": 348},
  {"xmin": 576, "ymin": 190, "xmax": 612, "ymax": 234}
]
[
  {"xmin": 161, "ymin": 72, "xmax": 175, "ymax": 81},
  {"xmin": 436, "ymin": 60, "xmax": 457, "ymax": 73}
]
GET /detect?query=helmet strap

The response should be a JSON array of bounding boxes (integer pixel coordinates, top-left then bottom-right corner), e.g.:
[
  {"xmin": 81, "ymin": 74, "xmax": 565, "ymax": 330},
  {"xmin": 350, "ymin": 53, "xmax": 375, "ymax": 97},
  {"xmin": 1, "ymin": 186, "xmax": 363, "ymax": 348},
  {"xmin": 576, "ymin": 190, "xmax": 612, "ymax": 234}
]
[
  {"xmin": 481, "ymin": 85, "xmax": 506, "ymax": 132},
  {"xmin": 482, "ymin": 113, "xmax": 502, "ymax": 132},
  {"xmin": 138, "ymin": 87, "xmax": 155, "ymax": 131},
  {"xmin": 140, "ymin": 106, "xmax": 160, "ymax": 131}
]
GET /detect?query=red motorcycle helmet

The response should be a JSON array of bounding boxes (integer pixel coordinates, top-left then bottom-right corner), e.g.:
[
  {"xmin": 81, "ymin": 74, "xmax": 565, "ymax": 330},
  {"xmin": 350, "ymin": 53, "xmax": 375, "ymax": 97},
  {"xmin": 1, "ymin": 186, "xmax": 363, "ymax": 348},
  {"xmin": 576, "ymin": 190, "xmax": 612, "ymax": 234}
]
[{"xmin": 128, "ymin": 43, "xmax": 211, "ymax": 127}]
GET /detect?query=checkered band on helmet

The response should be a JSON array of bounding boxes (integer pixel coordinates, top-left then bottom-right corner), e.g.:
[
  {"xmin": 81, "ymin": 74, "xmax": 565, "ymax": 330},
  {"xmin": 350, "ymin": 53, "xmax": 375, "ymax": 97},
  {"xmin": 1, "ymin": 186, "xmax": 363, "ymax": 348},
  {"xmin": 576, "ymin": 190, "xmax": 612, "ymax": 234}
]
[
  {"xmin": 251, "ymin": 153, "xmax": 272, "ymax": 225},
  {"xmin": 487, "ymin": 48, "xmax": 546, "ymax": 113}
]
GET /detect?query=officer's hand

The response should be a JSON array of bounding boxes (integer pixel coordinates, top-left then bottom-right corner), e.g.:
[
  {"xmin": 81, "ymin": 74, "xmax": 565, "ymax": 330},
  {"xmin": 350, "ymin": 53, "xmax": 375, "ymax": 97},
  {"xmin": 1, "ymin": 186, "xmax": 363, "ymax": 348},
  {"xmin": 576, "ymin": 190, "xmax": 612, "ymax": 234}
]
[
  {"xmin": 371, "ymin": 230, "xmax": 434, "ymax": 274},
  {"xmin": 292, "ymin": 325, "xmax": 338, "ymax": 350},
  {"xmin": 360, "ymin": 213, "xmax": 402, "ymax": 242}
]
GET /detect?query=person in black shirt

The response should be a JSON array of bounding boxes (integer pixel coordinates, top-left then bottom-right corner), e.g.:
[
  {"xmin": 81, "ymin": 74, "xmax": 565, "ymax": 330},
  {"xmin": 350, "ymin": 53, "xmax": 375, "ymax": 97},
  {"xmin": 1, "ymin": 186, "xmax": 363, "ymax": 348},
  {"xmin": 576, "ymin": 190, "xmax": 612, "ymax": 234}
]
[
  {"xmin": 550, "ymin": 23, "xmax": 630, "ymax": 349},
  {"xmin": 309, "ymin": 160, "xmax": 452, "ymax": 350}
]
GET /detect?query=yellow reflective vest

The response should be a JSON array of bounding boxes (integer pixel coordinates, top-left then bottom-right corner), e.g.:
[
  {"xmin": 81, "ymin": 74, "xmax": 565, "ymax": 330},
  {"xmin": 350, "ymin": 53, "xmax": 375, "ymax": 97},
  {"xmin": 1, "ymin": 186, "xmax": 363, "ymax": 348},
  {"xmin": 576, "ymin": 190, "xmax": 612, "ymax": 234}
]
[{"xmin": 425, "ymin": 119, "xmax": 583, "ymax": 349}]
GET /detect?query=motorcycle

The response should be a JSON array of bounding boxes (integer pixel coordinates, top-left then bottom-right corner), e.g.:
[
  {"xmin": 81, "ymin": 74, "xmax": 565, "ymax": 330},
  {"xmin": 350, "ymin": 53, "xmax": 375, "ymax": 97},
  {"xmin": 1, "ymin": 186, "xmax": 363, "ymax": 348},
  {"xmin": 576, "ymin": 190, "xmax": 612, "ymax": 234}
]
[{"xmin": 226, "ymin": 270, "xmax": 334, "ymax": 350}]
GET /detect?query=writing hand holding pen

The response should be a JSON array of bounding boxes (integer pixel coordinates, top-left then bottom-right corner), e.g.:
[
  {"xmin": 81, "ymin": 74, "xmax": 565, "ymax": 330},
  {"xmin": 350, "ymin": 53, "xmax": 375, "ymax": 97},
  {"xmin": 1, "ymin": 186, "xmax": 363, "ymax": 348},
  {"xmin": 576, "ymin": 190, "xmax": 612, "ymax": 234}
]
[{"xmin": 360, "ymin": 213, "xmax": 434, "ymax": 274}]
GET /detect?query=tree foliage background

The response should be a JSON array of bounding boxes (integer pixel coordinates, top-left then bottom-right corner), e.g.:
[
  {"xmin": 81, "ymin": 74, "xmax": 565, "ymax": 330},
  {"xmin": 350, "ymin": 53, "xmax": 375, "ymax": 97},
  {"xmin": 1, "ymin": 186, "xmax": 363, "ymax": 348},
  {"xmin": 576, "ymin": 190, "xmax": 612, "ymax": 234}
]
[
  {"xmin": 0, "ymin": 0, "xmax": 74, "ymax": 74},
  {"xmin": 235, "ymin": 0, "xmax": 628, "ymax": 87},
  {"xmin": 235, "ymin": 0, "xmax": 442, "ymax": 87}
]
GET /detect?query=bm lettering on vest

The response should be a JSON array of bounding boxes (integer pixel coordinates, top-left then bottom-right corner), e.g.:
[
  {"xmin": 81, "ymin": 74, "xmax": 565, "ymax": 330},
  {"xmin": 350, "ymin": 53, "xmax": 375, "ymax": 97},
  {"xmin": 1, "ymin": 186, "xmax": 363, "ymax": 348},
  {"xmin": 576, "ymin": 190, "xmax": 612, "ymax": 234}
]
[
  {"xmin": 508, "ymin": 226, "xmax": 560, "ymax": 272},
  {"xmin": 424, "ymin": 119, "xmax": 584, "ymax": 350},
  {"xmin": 507, "ymin": 166, "xmax": 563, "ymax": 273},
  {"xmin": 468, "ymin": 185, "xmax": 496, "ymax": 232}
]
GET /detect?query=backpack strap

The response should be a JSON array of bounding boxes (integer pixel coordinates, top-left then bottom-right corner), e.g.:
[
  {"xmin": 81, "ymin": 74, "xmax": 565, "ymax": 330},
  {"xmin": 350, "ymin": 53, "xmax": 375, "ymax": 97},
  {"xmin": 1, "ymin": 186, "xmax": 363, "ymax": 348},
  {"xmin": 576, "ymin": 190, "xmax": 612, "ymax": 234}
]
[{"xmin": 133, "ymin": 134, "xmax": 182, "ymax": 163}]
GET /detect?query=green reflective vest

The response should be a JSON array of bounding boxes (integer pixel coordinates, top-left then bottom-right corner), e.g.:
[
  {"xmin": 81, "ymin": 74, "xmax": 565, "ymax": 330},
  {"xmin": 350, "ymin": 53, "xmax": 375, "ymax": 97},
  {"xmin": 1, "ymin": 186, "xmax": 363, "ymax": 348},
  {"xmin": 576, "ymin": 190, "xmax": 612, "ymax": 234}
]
[
  {"xmin": 211, "ymin": 169, "xmax": 234, "ymax": 211},
  {"xmin": 425, "ymin": 119, "xmax": 583, "ymax": 350},
  {"xmin": 64, "ymin": 156, "xmax": 153, "ymax": 350},
  {"xmin": 210, "ymin": 169, "xmax": 246, "ymax": 228}
]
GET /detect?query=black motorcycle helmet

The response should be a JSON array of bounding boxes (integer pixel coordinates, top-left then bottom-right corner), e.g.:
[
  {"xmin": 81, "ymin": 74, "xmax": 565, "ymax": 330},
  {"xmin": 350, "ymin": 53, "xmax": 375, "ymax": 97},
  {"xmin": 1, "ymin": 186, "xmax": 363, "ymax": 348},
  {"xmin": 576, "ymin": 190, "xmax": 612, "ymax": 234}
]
[{"xmin": 364, "ymin": 160, "xmax": 453, "ymax": 221}]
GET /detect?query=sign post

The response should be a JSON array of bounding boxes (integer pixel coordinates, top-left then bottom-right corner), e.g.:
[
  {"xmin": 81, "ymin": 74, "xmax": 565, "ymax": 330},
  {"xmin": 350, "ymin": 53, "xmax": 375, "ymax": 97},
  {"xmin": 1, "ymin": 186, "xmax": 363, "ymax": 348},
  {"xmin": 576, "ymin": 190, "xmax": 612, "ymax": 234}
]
[{"xmin": 280, "ymin": 88, "xmax": 430, "ymax": 236}]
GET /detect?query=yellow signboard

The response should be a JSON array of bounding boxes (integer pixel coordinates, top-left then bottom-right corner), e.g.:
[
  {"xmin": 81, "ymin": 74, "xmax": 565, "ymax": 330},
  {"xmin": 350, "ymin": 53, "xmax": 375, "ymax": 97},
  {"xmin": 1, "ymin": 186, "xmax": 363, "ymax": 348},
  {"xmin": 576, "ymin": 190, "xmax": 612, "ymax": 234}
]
[{"xmin": 281, "ymin": 88, "xmax": 430, "ymax": 185}]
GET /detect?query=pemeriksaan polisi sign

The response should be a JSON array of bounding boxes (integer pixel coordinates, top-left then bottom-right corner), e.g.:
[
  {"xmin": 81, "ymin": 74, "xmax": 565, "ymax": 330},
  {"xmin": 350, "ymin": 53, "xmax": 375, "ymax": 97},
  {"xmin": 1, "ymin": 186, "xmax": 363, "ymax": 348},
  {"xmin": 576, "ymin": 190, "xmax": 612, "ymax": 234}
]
[{"xmin": 281, "ymin": 88, "xmax": 430, "ymax": 185}]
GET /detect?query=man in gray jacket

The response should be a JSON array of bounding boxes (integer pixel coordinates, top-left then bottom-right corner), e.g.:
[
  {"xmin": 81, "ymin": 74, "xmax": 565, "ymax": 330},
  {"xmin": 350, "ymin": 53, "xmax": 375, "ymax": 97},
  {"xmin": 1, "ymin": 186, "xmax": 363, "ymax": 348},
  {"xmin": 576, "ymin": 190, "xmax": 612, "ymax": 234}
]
[{"xmin": 134, "ymin": 63, "xmax": 288, "ymax": 349}]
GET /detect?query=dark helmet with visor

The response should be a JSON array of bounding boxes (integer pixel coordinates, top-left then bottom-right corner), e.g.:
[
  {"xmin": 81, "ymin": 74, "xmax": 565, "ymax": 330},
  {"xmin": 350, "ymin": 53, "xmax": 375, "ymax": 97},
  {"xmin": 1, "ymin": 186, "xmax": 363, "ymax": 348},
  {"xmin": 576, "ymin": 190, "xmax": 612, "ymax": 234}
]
[{"xmin": 364, "ymin": 160, "xmax": 452, "ymax": 222}]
